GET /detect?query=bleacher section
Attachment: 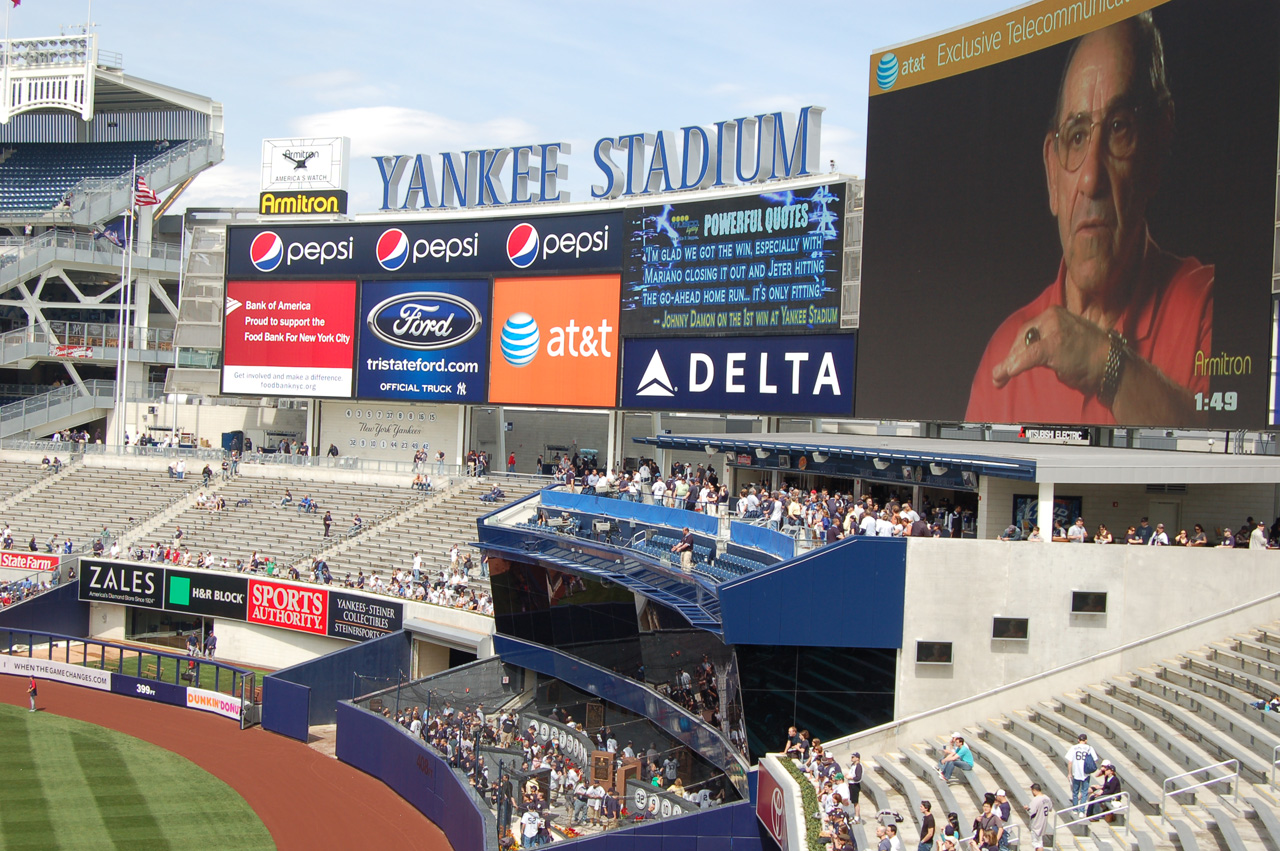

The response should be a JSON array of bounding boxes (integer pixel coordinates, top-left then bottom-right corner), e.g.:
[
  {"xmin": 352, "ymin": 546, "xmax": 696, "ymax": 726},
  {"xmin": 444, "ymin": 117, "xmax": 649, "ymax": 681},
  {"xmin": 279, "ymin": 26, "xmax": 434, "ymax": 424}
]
[
  {"xmin": 330, "ymin": 478, "xmax": 545, "ymax": 583},
  {"xmin": 0, "ymin": 140, "xmax": 184, "ymax": 210},
  {"xmin": 153, "ymin": 476, "xmax": 425, "ymax": 568},
  {"xmin": 824, "ymin": 624, "xmax": 1280, "ymax": 851},
  {"xmin": 0, "ymin": 463, "xmax": 195, "ymax": 547},
  {"xmin": 0, "ymin": 459, "xmax": 54, "ymax": 503}
]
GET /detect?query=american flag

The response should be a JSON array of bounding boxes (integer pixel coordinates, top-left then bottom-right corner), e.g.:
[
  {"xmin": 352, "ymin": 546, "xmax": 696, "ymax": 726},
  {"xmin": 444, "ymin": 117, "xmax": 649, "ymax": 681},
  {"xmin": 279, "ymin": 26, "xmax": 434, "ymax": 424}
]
[{"xmin": 134, "ymin": 175, "xmax": 159, "ymax": 207}]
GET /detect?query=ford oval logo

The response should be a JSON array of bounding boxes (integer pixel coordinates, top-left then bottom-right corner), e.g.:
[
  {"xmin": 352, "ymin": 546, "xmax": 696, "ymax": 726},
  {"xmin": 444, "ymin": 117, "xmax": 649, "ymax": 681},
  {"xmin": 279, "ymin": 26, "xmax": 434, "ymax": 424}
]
[{"xmin": 365, "ymin": 292, "xmax": 483, "ymax": 351}]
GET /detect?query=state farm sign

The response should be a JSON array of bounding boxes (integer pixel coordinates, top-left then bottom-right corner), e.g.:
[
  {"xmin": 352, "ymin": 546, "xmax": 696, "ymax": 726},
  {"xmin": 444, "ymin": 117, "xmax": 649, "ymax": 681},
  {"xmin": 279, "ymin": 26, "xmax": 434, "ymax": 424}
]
[
  {"xmin": 0, "ymin": 552, "xmax": 58, "ymax": 571},
  {"xmin": 247, "ymin": 579, "xmax": 327, "ymax": 635}
]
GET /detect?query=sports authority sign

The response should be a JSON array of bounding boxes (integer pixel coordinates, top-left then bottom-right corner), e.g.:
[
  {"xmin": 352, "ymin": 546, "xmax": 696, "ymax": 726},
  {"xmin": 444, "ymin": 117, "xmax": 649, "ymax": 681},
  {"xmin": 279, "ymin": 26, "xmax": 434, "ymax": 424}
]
[
  {"xmin": 756, "ymin": 755, "xmax": 805, "ymax": 851},
  {"xmin": 247, "ymin": 579, "xmax": 328, "ymax": 635}
]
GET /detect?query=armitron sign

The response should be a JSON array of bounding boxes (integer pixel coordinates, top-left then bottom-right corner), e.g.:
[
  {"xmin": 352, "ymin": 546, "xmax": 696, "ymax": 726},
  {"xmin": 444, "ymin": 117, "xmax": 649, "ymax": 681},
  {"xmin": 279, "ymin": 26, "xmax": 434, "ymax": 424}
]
[{"xmin": 259, "ymin": 190, "xmax": 348, "ymax": 216}]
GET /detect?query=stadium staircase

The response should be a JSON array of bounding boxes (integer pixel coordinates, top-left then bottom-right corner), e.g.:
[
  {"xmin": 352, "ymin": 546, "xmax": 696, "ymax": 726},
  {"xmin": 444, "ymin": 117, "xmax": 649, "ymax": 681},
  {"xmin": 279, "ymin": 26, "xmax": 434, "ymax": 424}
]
[
  {"xmin": 0, "ymin": 379, "xmax": 118, "ymax": 440},
  {"xmin": 0, "ymin": 230, "xmax": 183, "ymax": 299},
  {"xmin": 820, "ymin": 624, "xmax": 1280, "ymax": 851}
]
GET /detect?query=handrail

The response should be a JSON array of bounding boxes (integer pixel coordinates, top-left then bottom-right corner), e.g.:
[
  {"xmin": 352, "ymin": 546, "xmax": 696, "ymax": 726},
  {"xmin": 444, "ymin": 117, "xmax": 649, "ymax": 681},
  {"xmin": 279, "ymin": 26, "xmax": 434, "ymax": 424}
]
[
  {"xmin": 1049, "ymin": 790, "xmax": 1130, "ymax": 841},
  {"xmin": 0, "ymin": 229, "xmax": 183, "ymax": 271},
  {"xmin": 66, "ymin": 133, "xmax": 223, "ymax": 203},
  {"xmin": 1272, "ymin": 744, "xmax": 1280, "ymax": 790},
  {"xmin": 1160, "ymin": 758, "xmax": 1238, "ymax": 825}
]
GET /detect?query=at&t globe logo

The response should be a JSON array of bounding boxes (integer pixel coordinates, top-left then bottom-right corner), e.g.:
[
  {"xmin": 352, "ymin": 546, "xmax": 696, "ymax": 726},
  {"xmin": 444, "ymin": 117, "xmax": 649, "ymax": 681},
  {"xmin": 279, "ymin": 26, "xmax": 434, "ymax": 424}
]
[
  {"xmin": 376, "ymin": 228, "xmax": 410, "ymax": 271},
  {"xmin": 500, "ymin": 313, "xmax": 540, "ymax": 366},
  {"xmin": 506, "ymin": 223, "xmax": 539, "ymax": 268},
  {"xmin": 877, "ymin": 52, "xmax": 899, "ymax": 90},
  {"xmin": 249, "ymin": 231, "xmax": 283, "ymax": 272}
]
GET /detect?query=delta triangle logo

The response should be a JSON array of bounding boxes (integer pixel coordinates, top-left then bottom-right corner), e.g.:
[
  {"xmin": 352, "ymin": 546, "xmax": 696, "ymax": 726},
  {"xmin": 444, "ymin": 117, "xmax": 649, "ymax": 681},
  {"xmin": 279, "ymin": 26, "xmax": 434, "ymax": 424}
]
[{"xmin": 635, "ymin": 350, "xmax": 675, "ymax": 397}]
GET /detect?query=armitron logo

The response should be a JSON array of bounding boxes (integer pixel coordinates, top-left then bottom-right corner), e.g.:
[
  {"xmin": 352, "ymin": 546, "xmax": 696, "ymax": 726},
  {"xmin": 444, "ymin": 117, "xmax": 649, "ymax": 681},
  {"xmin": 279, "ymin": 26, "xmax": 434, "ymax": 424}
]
[
  {"xmin": 259, "ymin": 190, "xmax": 348, "ymax": 216},
  {"xmin": 366, "ymin": 292, "xmax": 482, "ymax": 350}
]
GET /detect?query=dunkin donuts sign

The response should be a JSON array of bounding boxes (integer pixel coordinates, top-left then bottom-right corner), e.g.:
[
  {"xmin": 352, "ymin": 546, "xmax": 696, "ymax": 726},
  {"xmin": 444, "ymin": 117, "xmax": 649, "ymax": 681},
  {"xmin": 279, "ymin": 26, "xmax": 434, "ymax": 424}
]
[{"xmin": 247, "ymin": 579, "xmax": 327, "ymax": 635}]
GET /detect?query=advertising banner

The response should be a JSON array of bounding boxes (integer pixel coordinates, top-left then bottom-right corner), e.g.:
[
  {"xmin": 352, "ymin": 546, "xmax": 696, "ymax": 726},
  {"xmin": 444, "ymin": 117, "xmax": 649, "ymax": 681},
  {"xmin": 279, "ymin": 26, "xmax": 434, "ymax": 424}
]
[
  {"xmin": 621, "ymin": 184, "xmax": 844, "ymax": 337},
  {"xmin": 0, "ymin": 552, "xmax": 58, "ymax": 572},
  {"xmin": 246, "ymin": 578, "xmax": 328, "ymax": 636},
  {"xmin": 355, "ymin": 279, "xmax": 489, "ymax": 403},
  {"xmin": 858, "ymin": 0, "xmax": 1280, "ymax": 428},
  {"xmin": 163, "ymin": 569, "xmax": 249, "ymax": 621},
  {"xmin": 79, "ymin": 559, "xmax": 163, "ymax": 608},
  {"xmin": 185, "ymin": 686, "xmax": 244, "ymax": 720},
  {"xmin": 111, "ymin": 672, "xmax": 188, "ymax": 707},
  {"xmin": 327, "ymin": 591, "xmax": 403, "ymax": 641},
  {"xmin": 224, "ymin": 212, "xmax": 622, "ymax": 279},
  {"xmin": 49, "ymin": 344, "xmax": 93, "ymax": 359},
  {"xmin": 261, "ymin": 137, "xmax": 349, "ymax": 192},
  {"xmin": 755, "ymin": 757, "xmax": 795, "ymax": 851},
  {"xmin": 0, "ymin": 655, "xmax": 112, "ymax": 690},
  {"xmin": 222, "ymin": 280, "xmax": 357, "ymax": 398},
  {"xmin": 488, "ymin": 275, "xmax": 621, "ymax": 408},
  {"xmin": 620, "ymin": 334, "xmax": 855, "ymax": 415}
]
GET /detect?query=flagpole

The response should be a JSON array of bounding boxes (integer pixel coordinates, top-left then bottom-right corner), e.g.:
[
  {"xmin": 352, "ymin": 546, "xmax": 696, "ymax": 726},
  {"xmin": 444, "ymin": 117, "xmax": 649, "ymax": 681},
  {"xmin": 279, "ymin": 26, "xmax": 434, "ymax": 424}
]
[
  {"xmin": 120, "ymin": 156, "xmax": 137, "ymax": 447},
  {"xmin": 113, "ymin": 224, "xmax": 127, "ymax": 446}
]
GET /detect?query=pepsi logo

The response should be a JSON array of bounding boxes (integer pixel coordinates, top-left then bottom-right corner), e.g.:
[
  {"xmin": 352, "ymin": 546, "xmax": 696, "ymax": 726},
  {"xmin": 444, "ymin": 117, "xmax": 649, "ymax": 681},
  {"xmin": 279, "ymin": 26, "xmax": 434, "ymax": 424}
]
[
  {"xmin": 250, "ymin": 231, "xmax": 283, "ymax": 273},
  {"xmin": 507, "ymin": 223, "xmax": 539, "ymax": 268},
  {"xmin": 376, "ymin": 228, "xmax": 410, "ymax": 271}
]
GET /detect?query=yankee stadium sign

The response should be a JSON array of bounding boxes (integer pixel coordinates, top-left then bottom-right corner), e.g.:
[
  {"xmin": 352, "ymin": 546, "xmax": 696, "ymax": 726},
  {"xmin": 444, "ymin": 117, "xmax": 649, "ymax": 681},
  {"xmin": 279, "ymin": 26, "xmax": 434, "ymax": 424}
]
[{"xmin": 374, "ymin": 106, "xmax": 824, "ymax": 210}]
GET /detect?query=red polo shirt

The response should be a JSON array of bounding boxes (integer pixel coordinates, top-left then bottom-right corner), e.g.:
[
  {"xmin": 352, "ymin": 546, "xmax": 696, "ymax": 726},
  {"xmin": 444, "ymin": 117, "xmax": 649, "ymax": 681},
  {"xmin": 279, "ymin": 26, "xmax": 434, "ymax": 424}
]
[{"xmin": 966, "ymin": 238, "xmax": 1212, "ymax": 426}]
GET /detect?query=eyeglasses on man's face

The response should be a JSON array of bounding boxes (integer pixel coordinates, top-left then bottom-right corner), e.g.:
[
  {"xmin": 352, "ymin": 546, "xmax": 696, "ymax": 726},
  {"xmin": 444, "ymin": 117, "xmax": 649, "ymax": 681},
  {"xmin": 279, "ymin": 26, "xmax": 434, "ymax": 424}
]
[{"xmin": 1052, "ymin": 103, "xmax": 1143, "ymax": 172}]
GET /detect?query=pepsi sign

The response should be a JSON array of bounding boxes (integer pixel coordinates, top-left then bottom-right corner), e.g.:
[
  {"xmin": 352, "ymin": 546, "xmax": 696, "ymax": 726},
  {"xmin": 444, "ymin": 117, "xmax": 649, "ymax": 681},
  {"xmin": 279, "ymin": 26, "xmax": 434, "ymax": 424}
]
[
  {"xmin": 355, "ymin": 279, "xmax": 490, "ymax": 403},
  {"xmin": 365, "ymin": 292, "xmax": 483, "ymax": 351},
  {"xmin": 226, "ymin": 212, "xmax": 621, "ymax": 278},
  {"xmin": 621, "ymin": 333, "xmax": 855, "ymax": 416}
]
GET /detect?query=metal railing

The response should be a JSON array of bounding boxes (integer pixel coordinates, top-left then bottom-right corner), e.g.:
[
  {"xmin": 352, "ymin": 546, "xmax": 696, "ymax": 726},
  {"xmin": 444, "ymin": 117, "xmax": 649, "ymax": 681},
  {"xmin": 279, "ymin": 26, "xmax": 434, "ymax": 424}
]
[
  {"xmin": 1160, "ymin": 759, "xmax": 1238, "ymax": 825},
  {"xmin": 1271, "ymin": 744, "xmax": 1280, "ymax": 789},
  {"xmin": 0, "ymin": 320, "xmax": 176, "ymax": 352},
  {"xmin": 1049, "ymin": 791, "xmax": 1130, "ymax": 841},
  {"xmin": 0, "ymin": 379, "xmax": 116, "ymax": 428},
  {"xmin": 67, "ymin": 133, "xmax": 223, "ymax": 204},
  {"xmin": 0, "ymin": 229, "xmax": 183, "ymax": 273}
]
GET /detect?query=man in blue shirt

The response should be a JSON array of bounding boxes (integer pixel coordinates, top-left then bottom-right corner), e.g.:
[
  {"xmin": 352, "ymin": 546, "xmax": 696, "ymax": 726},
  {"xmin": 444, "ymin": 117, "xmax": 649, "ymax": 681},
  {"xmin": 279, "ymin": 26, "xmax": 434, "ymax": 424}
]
[{"xmin": 937, "ymin": 733, "xmax": 973, "ymax": 781}]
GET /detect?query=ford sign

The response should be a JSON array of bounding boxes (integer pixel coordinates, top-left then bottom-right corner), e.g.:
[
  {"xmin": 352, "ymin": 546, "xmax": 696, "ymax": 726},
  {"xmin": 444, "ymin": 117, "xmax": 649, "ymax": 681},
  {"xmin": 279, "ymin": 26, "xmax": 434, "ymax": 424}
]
[{"xmin": 365, "ymin": 292, "xmax": 483, "ymax": 350}]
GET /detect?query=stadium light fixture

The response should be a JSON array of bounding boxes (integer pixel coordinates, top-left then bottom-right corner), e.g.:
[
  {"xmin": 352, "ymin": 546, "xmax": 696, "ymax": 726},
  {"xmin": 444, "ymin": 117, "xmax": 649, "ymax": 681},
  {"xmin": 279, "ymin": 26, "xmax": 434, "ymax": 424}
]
[
  {"xmin": 872, "ymin": 458, "xmax": 891, "ymax": 470},
  {"xmin": 930, "ymin": 463, "xmax": 948, "ymax": 476},
  {"xmin": 754, "ymin": 448, "xmax": 771, "ymax": 460},
  {"xmin": 811, "ymin": 452, "xmax": 829, "ymax": 464},
  {"xmin": 703, "ymin": 444, "xmax": 718, "ymax": 456}
]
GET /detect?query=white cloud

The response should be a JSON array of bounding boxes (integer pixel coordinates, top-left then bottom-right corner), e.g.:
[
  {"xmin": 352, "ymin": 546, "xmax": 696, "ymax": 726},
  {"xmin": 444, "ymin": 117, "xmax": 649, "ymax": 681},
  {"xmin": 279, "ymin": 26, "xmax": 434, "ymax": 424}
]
[
  {"xmin": 176, "ymin": 162, "xmax": 259, "ymax": 212},
  {"xmin": 292, "ymin": 107, "xmax": 538, "ymax": 158},
  {"xmin": 282, "ymin": 70, "xmax": 395, "ymax": 107}
]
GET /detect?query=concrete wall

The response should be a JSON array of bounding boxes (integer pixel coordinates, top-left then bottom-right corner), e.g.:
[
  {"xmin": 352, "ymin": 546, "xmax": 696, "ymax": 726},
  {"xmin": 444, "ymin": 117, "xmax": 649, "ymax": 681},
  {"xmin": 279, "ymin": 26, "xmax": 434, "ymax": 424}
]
[
  {"xmin": 978, "ymin": 476, "xmax": 1280, "ymax": 541},
  {"xmin": 472, "ymin": 406, "xmax": 610, "ymax": 471},
  {"xmin": 413, "ymin": 638, "xmax": 450, "ymax": 679},
  {"xmin": 116, "ymin": 400, "xmax": 307, "ymax": 450},
  {"xmin": 317, "ymin": 400, "xmax": 461, "ymax": 465},
  {"xmin": 89, "ymin": 601, "xmax": 126, "ymax": 640},
  {"xmin": 214, "ymin": 618, "xmax": 347, "ymax": 669},
  {"xmin": 895, "ymin": 537, "xmax": 1280, "ymax": 716}
]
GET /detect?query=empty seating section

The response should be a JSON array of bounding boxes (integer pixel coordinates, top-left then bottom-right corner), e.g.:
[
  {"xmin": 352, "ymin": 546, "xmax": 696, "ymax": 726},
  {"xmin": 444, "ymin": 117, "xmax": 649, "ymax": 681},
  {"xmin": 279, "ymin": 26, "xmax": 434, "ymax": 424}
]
[
  {"xmin": 0, "ymin": 459, "xmax": 53, "ymax": 502},
  {"xmin": 328, "ymin": 478, "xmax": 545, "ymax": 584},
  {"xmin": 155, "ymin": 477, "xmax": 421, "ymax": 568},
  {"xmin": 0, "ymin": 140, "xmax": 185, "ymax": 210},
  {"xmin": 825, "ymin": 623, "xmax": 1280, "ymax": 851},
  {"xmin": 1, "ymin": 464, "xmax": 194, "ymax": 546}
]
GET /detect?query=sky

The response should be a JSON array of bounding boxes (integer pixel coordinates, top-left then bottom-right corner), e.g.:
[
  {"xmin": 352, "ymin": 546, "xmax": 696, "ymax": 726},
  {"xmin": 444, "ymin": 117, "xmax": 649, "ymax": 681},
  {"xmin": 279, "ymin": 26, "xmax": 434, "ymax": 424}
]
[{"xmin": 9, "ymin": 0, "xmax": 1010, "ymax": 214}]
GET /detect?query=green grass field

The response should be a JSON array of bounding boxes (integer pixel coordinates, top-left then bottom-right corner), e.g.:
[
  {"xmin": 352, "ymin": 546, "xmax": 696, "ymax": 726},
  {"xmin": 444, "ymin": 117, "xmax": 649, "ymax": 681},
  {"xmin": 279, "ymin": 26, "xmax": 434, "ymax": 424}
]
[
  {"xmin": 0, "ymin": 704, "xmax": 275, "ymax": 850},
  {"xmin": 82, "ymin": 651, "xmax": 273, "ymax": 697}
]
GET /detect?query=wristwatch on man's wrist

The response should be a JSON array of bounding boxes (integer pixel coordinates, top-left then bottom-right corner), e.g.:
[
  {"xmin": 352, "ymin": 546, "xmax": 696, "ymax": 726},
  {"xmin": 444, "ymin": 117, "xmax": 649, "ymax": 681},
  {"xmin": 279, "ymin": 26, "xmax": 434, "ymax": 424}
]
[{"xmin": 1098, "ymin": 330, "xmax": 1127, "ymax": 408}]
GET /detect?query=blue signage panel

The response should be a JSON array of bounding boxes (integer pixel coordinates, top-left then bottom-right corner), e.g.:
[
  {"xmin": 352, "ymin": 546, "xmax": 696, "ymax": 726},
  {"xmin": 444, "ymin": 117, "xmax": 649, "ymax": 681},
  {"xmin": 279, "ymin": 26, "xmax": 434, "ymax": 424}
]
[
  {"xmin": 111, "ymin": 672, "xmax": 188, "ymax": 707},
  {"xmin": 355, "ymin": 280, "xmax": 490, "ymax": 402},
  {"xmin": 620, "ymin": 334, "xmax": 855, "ymax": 415},
  {"xmin": 226, "ymin": 212, "xmax": 623, "ymax": 279},
  {"xmin": 621, "ymin": 183, "xmax": 844, "ymax": 337}
]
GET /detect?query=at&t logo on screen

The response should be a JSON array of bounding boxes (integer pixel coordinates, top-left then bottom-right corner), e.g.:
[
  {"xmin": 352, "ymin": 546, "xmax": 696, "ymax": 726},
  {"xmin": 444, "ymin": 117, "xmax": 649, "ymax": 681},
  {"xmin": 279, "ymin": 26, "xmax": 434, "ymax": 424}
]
[
  {"xmin": 488, "ymin": 274, "xmax": 621, "ymax": 407},
  {"xmin": 250, "ymin": 231, "xmax": 354, "ymax": 270},
  {"xmin": 505, "ymin": 222, "xmax": 610, "ymax": 269},
  {"xmin": 877, "ymin": 53, "xmax": 899, "ymax": 90},
  {"xmin": 498, "ymin": 311, "xmax": 612, "ymax": 367}
]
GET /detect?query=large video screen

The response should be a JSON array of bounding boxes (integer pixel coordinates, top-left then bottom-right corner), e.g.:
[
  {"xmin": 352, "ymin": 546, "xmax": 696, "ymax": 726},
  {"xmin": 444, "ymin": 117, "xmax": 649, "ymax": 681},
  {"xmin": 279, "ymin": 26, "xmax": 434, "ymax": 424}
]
[
  {"xmin": 221, "ymin": 280, "xmax": 357, "ymax": 398},
  {"xmin": 857, "ymin": 0, "xmax": 1280, "ymax": 428},
  {"xmin": 621, "ymin": 183, "xmax": 844, "ymax": 337}
]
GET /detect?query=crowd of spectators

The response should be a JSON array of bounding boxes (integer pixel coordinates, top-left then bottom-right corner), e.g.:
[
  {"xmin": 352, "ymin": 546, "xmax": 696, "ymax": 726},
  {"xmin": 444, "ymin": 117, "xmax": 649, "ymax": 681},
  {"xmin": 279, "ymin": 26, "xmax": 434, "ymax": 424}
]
[
  {"xmin": 0, "ymin": 571, "xmax": 57, "ymax": 606},
  {"xmin": 1000, "ymin": 514, "xmax": 1280, "ymax": 549}
]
